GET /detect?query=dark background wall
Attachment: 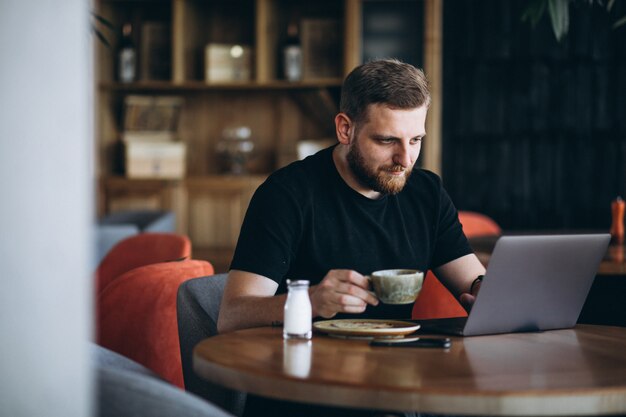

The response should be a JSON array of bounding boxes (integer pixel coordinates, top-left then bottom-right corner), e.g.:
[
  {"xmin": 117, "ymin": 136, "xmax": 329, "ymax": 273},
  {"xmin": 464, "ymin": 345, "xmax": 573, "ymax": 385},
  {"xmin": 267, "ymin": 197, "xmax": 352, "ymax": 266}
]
[{"xmin": 441, "ymin": 0, "xmax": 626, "ymax": 231}]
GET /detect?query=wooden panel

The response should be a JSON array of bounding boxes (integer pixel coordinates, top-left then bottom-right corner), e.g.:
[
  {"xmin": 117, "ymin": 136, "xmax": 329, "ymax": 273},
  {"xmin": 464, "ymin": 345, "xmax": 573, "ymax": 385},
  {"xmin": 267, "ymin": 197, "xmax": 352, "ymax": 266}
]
[
  {"xmin": 172, "ymin": 0, "xmax": 187, "ymax": 83},
  {"xmin": 186, "ymin": 176, "xmax": 265, "ymax": 248},
  {"xmin": 255, "ymin": 0, "xmax": 279, "ymax": 82},
  {"xmin": 108, "ymin": 195, "xmax": 162, "ymax": 212},
  {"xmin": 101, "ymin": 178, "xmax": 187, "ymax": 233},
  {"xmin": 276, "ymin": 95, "xmax": 301, "ymax": 168},
  {"xmin": 189, "ymin": 193, "xmax": 242, "ymax": 247},
  {"xmin": 172, "ymin": 0, "xmax": 205, "ymax": 82},
  {"xmin": 344, "ymin": 0, "xmax": 362, "ymax": 75},
  {"xmin": 422, "ymin": 0, "xmax": 442, "ymax": 175}
]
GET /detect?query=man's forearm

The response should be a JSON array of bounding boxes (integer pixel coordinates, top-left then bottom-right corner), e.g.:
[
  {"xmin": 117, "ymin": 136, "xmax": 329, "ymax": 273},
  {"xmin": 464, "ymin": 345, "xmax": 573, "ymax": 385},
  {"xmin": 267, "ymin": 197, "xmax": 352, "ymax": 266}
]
[{"xmin": 217, "ymin": 293, "xmax": 287, "ymax": 334}]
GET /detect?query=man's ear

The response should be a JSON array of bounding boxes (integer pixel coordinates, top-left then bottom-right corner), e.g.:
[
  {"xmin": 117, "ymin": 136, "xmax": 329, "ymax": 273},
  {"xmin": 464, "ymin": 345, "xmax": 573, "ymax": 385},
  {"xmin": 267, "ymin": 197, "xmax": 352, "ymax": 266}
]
[{"xmin": 334, "ymin": 113, "xmax": 353, "ymax": 145}]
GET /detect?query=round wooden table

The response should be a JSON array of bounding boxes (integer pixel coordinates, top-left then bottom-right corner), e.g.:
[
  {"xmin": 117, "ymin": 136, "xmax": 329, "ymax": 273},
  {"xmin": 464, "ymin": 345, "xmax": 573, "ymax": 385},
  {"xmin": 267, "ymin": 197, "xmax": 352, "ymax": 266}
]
[{"xmin": 193, "ymin": 325, "xmax": 626, "ymax": 415}]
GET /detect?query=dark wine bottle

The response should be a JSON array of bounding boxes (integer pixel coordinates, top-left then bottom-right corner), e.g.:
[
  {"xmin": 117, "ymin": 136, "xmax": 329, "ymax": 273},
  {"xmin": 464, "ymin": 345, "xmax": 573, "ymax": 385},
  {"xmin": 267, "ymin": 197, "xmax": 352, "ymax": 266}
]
[
  {"xmin": 283, "ymin": 22, "xmax": 302, "ymax": 81},
  {"xmin": 118, "ymin": 22, "xmax": 136, "ymax": 83}
]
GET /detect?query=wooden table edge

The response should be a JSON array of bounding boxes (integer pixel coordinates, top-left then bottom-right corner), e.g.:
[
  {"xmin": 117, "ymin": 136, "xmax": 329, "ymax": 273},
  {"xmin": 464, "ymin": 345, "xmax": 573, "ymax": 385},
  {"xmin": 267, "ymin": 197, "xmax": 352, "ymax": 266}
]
[{"xmin": 193, "ymin": 330, "xmax": 626, "ymax": 416}]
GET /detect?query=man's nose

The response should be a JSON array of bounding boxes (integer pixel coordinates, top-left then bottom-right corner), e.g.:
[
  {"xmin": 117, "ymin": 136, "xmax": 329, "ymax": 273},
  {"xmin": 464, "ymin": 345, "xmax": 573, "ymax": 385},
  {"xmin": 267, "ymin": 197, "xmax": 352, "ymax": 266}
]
[{"xmin": 393, "ymin": 143, "xmax": 412, "ymax": 168}]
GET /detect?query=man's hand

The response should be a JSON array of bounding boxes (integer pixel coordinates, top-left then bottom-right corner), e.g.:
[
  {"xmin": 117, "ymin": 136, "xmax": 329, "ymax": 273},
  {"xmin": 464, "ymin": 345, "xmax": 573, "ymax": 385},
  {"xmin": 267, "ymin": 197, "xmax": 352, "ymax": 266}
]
[
  {"xmin": 459, "ymin": 277, "xmax": 482, "ymax": 312},
  {"xmin": 433, "ymin": 254, "xmax": 486, "ymax": 314},
  {"xmin": 309, "ymin": 269, "xmax": 379, "ymax": 318}
]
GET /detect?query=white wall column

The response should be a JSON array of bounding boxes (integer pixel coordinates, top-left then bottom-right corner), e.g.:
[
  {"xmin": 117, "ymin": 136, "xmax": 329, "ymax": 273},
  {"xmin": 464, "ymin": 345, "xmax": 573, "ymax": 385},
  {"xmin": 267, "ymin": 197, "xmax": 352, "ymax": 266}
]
[{"xmin": 0, "ymin": 1, "xmax": 93, "ymax": 416}]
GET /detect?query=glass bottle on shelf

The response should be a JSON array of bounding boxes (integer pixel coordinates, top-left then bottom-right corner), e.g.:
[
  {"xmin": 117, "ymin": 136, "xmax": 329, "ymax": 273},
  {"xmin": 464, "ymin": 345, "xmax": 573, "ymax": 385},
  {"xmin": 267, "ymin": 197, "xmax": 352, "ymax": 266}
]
[
  {"xmin": 118, "ymin": 22, "xmax": 136, "ymax": 83},
  {"xmin": 283, "ymin": 21, "xmax": 302, "ymax": 82}
]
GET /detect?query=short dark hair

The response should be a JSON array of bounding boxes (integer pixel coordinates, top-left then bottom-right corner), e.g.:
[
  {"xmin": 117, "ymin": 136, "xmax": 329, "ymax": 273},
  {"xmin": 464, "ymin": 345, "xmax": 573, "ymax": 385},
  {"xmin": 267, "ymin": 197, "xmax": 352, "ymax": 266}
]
[{"xmin": 339, "ymin": 59, "xmax": 431, "ymax": 125}]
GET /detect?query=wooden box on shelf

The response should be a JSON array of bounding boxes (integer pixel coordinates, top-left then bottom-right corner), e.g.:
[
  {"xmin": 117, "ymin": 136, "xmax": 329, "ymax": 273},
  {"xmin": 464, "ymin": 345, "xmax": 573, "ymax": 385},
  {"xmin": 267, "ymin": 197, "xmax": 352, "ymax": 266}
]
[
  {"xmin": 125, "ymin": 139, "xmax": 187, "ymax": 180},
  {"xmin": 122, "ymin": 95, "xmax": 186, "ymax": 179},
  {"xmin": 204, "ymin": 43, "xmax": 253, "ymax": 82}
]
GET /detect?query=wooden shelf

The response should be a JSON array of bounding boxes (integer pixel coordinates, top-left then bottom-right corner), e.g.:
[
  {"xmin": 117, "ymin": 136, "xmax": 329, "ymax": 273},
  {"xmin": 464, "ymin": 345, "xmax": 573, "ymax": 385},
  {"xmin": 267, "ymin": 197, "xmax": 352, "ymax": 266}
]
[
  {"xmin": 103, "ymin": 175, "xmax": 268, "ymax": 183},
  {"xmin": 99, "ymin": 79, "xmax": 343, "ymax": 92}
]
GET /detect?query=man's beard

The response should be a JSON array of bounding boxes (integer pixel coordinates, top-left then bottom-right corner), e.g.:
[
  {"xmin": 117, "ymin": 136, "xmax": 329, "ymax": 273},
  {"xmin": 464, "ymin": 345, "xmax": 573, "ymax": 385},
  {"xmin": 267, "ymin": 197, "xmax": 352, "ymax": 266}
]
[{"xmin": 346, "ymin": 141, "xmax": 412, "ymax": 195}]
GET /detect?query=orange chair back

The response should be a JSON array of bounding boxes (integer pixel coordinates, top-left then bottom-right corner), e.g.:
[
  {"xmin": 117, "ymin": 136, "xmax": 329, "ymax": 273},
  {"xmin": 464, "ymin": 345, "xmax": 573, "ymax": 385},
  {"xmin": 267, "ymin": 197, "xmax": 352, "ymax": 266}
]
[
  {"xmin": 411, "ymin": 211, "xmax": 501, "ymax": 320},
  {"xmin": 95, "ymin": 233, "xmax": 191, "ymax": 294},
  {"xmin": 96, "ymin": 259, "xmax": 214, "ymax": 388},
  {"xmin": 456, "ymin": 210, "xmax": 502, "ymax": 237}
]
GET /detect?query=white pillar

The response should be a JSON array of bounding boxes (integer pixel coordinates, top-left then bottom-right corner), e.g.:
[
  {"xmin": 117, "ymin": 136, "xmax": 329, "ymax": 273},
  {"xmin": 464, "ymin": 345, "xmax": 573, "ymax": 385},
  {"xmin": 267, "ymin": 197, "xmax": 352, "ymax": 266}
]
[{"xmin": 0, "ymin": 1, "xmax": 93, "ymax": 416}]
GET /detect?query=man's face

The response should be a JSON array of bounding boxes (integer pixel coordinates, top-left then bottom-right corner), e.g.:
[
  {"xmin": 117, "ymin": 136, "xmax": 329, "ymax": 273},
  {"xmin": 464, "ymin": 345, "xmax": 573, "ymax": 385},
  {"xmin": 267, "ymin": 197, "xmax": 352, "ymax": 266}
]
[{"xmin": 346, "ymin": 104, "xmax": 427, "ymax": 195}]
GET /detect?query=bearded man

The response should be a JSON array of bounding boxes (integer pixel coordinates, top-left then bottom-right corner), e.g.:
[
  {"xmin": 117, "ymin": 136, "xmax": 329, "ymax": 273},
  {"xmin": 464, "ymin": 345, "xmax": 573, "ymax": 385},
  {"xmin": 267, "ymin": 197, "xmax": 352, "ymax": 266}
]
[
  {"xmin": 214, "ymin": 58, "xmax": 486, "ymax": 417},
  {"xmin": 218, "ymin": 59, "xmax": 484, "ymax": 334}
]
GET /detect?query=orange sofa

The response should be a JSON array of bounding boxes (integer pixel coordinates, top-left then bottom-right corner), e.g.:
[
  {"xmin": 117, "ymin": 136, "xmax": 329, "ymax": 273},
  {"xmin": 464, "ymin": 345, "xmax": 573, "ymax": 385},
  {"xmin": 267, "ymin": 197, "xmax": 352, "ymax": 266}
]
[{"xmin": 97, "ymin": 259, "xmax": 214, "ymax": 388}]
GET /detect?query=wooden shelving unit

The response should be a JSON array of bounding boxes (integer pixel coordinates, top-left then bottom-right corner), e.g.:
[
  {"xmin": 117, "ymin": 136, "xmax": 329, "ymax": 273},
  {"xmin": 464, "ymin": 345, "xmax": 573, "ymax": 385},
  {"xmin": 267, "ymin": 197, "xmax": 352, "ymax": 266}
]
[{"xmin": 95, "ymin": 0, "xmax": 442, "ymax": 272}]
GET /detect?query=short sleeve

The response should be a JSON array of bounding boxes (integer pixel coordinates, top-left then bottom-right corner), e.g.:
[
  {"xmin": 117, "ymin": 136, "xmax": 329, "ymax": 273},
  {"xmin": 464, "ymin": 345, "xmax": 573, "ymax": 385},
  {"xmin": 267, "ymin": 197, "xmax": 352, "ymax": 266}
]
[
  {"xmin": 229, "ymin": 178, "xmax": 303, "ymax": 284},
  {"xmin": 429, "ymin": 181, "xmax": 473, "ymax": 268}
]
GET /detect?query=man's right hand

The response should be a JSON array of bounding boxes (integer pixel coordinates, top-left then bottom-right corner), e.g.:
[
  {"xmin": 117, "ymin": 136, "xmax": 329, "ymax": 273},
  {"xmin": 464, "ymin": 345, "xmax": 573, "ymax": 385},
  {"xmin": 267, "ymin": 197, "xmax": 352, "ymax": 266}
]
[{"xmin": 309, "ymin": 269, "xmax": 379, "ymax": 318}]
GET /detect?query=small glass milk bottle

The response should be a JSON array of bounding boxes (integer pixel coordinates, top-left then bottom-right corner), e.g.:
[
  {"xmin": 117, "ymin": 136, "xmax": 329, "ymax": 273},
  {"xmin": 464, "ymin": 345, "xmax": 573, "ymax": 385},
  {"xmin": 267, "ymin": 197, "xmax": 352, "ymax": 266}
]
[{"xmin": 283, "ymin": 280, "xmax": 312, "ymax": 340}]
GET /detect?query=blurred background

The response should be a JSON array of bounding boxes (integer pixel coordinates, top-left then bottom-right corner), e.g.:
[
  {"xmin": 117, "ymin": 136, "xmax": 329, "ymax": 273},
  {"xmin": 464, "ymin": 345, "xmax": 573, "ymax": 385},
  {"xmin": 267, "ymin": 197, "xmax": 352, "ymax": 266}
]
[
  {"xmin": 2, "ymin": 2, "xmax": 625, "ymax": 415},
  {"xmin": 441, "ymin": 0, "xmax": 626, "ymax": 231},
  {"xmin": 94, "ymin": 0, "xmax": 626, "ymax": 270}
]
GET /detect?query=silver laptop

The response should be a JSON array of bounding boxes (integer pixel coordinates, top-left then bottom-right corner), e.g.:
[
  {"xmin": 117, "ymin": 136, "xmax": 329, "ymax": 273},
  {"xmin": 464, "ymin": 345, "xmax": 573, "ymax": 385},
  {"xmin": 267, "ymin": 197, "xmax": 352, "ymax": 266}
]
[{"xmin": 418, "ymin": 234, "xmax": 611, "ymax": 336}]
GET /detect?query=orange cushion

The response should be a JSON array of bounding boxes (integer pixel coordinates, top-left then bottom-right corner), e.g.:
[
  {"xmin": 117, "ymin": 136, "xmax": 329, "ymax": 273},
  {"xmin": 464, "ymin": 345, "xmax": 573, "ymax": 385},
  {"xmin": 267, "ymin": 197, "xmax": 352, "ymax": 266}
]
[
  {"xmin": 457, "ymin": 211, "xmax": 501, "ymax": 237},
  {"xmin": 411, "ymin": 211, "xmax": 500, "ymax": 320},
  {"xmin": 96, "ymin": 233, "xmax": 192, "ymax": 295},
  {"xmin": 97, "ymin": 259, "xmax": 214, "ymax": 388},
  {"xmin": 411, "ymin": 271, "xmax": 468, "ymax": 319}
]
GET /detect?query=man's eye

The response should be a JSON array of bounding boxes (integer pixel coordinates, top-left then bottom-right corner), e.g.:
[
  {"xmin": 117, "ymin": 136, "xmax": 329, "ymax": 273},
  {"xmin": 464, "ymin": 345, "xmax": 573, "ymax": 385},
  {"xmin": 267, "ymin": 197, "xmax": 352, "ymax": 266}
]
[
  {"xmin": 410, "ymin": 137, "xmax": 423, "ymax": 144},
  {"xmin": 379, "ymin": 138, "xmax": 394, "ymax": 144}
]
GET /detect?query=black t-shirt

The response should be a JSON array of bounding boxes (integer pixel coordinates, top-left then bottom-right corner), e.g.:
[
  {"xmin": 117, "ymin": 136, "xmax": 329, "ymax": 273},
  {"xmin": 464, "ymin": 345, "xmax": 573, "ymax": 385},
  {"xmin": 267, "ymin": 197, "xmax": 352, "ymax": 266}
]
[{"xmin": 230, "ymin": 145, "xmax": 472, "ymax": 319}]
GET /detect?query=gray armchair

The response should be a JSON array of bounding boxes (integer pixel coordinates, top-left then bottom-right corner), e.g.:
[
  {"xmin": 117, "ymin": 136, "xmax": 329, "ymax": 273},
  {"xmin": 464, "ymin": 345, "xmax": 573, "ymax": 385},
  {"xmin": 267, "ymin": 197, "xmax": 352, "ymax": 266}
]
[{"xmin": 176, "ymin": 274, "xmax": 247, "ymax": 417}]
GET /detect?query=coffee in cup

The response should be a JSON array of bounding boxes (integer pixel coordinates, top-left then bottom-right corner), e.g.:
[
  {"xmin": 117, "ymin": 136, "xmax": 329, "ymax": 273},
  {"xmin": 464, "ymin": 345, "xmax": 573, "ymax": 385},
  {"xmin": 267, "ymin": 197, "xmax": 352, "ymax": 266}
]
[{"xmin": 369, "ymin": 269, "xmax": 424, "ymax": 304}]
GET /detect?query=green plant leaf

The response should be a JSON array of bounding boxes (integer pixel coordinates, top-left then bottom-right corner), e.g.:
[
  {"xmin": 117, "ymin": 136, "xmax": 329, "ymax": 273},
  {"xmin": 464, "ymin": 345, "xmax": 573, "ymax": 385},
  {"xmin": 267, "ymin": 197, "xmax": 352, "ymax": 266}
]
[
  {"xmin": 613, "ymin": 14, "xmax": 626, "ymax": 28},
  {"xmin": 607, "ymin": 0, "xmax": 615, "ymax": 12},
  {"xmin": 91, "ymin": 12, "xmax": 115, "ymax": 30},
  {"xmin": 548, "ymin": 0, "xmax": 570, "ymax": 41},
  {"xmin": 93, "ymin": 28, "xmax": 112, "ymax": 48},
  {"xmin": 522, "ymin": 0, "xmax": 548, "ymax": 26}
]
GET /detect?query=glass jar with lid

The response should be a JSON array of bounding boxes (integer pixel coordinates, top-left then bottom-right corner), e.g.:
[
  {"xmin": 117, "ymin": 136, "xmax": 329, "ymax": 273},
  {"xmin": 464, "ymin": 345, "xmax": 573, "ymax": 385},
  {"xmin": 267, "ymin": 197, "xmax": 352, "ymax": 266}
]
[{"xmin": 216, "ymin": 126, "xmax": 254, "ymax": 174}]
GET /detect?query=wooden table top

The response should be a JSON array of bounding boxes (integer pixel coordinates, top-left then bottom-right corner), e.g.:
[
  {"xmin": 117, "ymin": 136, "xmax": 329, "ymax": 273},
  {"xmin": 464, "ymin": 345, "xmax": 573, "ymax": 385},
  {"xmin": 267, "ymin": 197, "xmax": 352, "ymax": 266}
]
[
  {"xmin": 193, "ymin": 325, "xmax": 626, "ymax": 416},
  {"xmin": 470, "ymin": 236, "xmax": 625, "ymax": 276}
]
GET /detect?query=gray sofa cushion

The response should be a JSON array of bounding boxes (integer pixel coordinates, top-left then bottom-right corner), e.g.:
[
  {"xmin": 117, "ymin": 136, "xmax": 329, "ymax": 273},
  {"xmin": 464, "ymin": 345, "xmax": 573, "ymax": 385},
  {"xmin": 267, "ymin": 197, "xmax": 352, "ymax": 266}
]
[
  {"xmin": 97, "ymin": 366, "xmax": 234, "ymax": 417},
  {"xmin": 91, "ymin": 342, "xmax": 157, "ymax": 379},
  {"xmin": 93, "ymin": 343, "xmax": 233, "ymax": 417}
]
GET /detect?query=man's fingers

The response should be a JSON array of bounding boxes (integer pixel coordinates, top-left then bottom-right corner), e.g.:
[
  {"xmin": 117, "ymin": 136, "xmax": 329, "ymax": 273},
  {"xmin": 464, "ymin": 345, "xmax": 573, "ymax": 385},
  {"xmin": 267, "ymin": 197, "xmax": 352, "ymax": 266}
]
[
  {"xmin": 335, "ymin": 282, "xmax": 379, "ymax": 306},
  {"xmin": 315, "ymin": 297, "xmax": 367, "ymax": 318},
  {"xmin": 338, "ymin": 270, "xmax": 371, "ymax": 289},
  {"xmin": 459, "ymin": 293, "xmax": 476, "ymax": 313}
]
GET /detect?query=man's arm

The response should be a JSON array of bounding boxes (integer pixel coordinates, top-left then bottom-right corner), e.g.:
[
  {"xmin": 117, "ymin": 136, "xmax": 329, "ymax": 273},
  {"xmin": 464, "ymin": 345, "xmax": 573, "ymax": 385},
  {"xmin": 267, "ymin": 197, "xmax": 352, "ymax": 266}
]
[
  {"xmin": 217, "ymin": 270, "xmax": 281, "ymax": 334},
  {"xmin": 432, "ymin": 253, "xmax": 486, "ymax": 312},
  {"xmin": 217, "ymin": 269, "xmax": 379, "ymax": 334}
]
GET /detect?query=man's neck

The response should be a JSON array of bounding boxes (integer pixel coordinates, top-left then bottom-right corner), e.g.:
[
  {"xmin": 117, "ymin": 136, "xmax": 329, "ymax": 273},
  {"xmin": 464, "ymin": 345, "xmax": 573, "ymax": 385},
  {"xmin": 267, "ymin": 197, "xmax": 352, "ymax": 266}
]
[{"xmin": 332, "ymin": 145, "xmax": 383, "ymax": 200}]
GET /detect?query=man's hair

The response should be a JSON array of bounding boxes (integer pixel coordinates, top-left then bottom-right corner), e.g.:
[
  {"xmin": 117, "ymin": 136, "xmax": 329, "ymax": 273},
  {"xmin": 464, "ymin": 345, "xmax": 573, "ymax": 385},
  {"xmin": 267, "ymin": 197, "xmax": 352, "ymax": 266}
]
[{"xmin": 339, "ymin": 59, "xmax": 431, "ymax": 125}]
